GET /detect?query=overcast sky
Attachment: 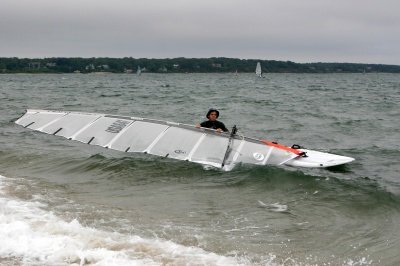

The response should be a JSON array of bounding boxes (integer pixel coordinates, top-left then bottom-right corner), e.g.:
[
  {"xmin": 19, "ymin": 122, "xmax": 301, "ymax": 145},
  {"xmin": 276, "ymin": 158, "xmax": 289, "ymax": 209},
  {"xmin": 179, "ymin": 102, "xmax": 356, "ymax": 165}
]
[{"xmin": 1, "ymin": 0, "xmax": 399, "ymax": 64}]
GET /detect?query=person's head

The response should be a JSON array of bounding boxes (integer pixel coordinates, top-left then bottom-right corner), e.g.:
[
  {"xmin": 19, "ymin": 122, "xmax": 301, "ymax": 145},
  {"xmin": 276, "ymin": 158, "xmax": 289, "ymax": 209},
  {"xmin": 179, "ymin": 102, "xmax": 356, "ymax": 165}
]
[{"xmin": 206, "ymin": 108, "xmax": 219, "ymax": 121}]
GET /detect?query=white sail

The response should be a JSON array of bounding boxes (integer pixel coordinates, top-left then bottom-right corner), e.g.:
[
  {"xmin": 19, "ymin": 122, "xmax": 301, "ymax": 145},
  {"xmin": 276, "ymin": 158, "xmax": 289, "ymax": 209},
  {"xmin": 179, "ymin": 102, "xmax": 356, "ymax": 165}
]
[
  {"xmin": 255, "ymin": 62, "xmax": 262, "ymax": 77},
  {"xmin": 15, "ymin": 110, "xmax": 354, "ymax": 170},
  {"xmin": 137, "ymin": 66, "xmax": 141, "ymax": 75}
]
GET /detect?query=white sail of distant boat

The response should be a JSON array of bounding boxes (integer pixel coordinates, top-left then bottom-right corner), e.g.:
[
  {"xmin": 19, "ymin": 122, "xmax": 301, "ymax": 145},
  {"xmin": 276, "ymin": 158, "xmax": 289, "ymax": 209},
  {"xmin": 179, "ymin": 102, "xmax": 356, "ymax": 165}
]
[
  {"xmin": 137, "ymin": 66, "xmax": 141, "ymax": 75},
  {"xmin": 255, "ymin": 62, "xmax": 262, "ymax": 78}
]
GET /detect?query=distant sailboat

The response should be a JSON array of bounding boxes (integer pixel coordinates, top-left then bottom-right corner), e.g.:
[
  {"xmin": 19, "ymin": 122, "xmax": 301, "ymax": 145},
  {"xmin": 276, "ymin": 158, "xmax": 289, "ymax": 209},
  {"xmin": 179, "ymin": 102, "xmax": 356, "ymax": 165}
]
[
  {"xmin": 255, "ymin": 62, "xmax": 262, "ymax": 78},
  {"xmin": 137, "ymin": 66, "xmax": 141, "ymax": 75}
]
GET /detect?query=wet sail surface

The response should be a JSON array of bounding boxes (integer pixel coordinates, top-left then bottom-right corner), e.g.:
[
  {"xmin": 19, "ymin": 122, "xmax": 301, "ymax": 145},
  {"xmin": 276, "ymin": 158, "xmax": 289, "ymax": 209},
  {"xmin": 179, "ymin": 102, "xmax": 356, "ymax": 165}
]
[{"xmin": 15, "ymin": 109, "xmax": 298, "ymax": 170}]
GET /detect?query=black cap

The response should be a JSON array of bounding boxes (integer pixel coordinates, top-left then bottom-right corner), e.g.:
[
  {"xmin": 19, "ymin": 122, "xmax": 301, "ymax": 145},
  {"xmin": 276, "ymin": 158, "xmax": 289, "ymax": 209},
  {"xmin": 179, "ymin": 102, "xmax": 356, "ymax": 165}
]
[{"xmin": 206, "ymin": 108, "xmax": 219, "ymax": 118}]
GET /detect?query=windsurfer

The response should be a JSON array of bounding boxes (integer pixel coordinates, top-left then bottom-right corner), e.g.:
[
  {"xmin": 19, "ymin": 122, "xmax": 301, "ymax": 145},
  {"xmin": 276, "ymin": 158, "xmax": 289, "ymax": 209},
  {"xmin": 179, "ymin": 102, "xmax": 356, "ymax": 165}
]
[{"xmin": 196, "ymin": 108, "xmax": 228, "ymax": 132}]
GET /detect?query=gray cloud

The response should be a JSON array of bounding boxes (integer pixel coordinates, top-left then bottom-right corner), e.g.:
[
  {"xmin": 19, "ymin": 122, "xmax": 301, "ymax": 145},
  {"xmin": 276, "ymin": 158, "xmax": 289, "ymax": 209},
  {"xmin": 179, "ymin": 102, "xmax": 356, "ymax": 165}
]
[{"xmin": 1, "ymin": 0, "xmax": 399, "ymax": 64}]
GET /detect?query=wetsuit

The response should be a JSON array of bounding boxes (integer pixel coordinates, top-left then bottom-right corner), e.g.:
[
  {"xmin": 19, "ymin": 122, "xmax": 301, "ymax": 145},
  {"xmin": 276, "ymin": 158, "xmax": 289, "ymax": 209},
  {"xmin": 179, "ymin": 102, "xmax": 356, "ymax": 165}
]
[{"xmin": 200, "ymin": 120, "xmax": 228, "ymax": 132}]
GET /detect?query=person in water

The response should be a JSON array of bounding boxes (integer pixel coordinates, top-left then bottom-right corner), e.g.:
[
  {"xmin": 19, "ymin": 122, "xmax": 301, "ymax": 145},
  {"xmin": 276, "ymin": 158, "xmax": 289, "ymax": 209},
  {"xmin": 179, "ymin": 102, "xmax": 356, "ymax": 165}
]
[{"xmin": 196, "ymin": 108, "xmax": 228, "ymax": 132}]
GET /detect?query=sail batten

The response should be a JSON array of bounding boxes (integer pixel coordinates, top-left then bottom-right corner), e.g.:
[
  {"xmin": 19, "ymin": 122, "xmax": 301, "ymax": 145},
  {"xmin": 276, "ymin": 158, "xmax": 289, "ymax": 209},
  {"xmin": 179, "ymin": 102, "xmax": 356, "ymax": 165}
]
[
  {"xmin": 262, "ymin": 146, "xmax": 274, "ymax": 164},
  {"xmin": 36, "ymin": 112, "xmax": 68, "ymax": 131},
  {"xmin": 144, "ymin": 126, "xmax": 171, "ymax": 153},
  {"xmin": 105, "ymin": 120, "xmax": 136, "ymax": 148},
  {"xmin": 186, "ymin": 133, "xmax": 206, "ymax": 161},
  {"xmin": 69, "ymin": 115, "xmax": 103, "ymax": 140},
  {"xmin": 231, "ymin": 139, "xmax": 246, "ymax": 165}
]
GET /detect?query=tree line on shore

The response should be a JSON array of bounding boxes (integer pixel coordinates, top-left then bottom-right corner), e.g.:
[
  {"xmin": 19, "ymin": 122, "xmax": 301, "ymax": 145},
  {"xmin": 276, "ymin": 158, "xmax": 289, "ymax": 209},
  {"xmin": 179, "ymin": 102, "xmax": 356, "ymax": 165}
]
[{"xmin": 1, "ymin": 57, "xmax": 400, "ymax": 73}]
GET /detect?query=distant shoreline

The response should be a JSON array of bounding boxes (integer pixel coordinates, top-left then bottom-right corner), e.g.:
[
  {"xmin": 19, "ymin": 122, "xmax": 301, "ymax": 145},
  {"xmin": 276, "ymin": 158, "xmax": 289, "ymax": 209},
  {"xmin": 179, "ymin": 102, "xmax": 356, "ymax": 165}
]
[{"xmin": 1, "ymin": 57, "xmax": 400, "ymax": 74}]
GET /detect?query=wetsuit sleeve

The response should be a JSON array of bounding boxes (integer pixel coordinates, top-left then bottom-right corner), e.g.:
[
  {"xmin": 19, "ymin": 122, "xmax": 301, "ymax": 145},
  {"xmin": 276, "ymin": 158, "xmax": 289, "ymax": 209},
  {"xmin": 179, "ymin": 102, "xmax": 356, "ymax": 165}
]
[
  {"xmin": 219, "ymin": 122, "xmax": 229, "ymax": 132},
  {"xmin": 215, "ymin": 121, "xmax": 229, "ymax": 132}
]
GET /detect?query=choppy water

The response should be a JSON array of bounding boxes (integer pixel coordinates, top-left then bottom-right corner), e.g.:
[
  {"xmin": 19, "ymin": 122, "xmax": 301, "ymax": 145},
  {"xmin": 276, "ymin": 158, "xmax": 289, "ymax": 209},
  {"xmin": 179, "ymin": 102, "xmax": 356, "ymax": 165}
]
[{"xmin": 0, "ymin": 73, "xmax": 400, "ymax": 265}]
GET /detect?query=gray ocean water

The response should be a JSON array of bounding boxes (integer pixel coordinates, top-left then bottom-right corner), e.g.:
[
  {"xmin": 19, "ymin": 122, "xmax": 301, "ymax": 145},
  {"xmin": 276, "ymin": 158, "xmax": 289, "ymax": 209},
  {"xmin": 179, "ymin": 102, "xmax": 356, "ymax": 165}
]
[{"xmin": 0, "ymin": 73, "xmax": 399, "ymax": 265}]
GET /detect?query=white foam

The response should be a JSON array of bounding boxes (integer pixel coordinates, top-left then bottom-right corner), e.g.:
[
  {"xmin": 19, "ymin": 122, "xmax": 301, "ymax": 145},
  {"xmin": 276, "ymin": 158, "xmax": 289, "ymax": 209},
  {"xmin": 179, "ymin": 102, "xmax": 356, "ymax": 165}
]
[
  {"xmin": 0, "ymin": 175, "xmax": 246, "ymax": 266},
  {"xmin": 257, "ymin": 200, "xmax": 288, "ymax": 212}
]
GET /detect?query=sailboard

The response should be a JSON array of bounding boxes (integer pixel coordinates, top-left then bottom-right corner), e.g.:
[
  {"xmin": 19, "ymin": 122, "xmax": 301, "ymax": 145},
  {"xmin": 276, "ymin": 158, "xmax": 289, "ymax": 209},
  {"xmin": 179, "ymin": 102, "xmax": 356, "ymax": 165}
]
[
  {"xmin": 255, "ymin": 62, "xmax": 262, "ymax": 78},
  {"xmin": 15, "ymin": 109, "xmax": 354, "ymax": 170}
]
